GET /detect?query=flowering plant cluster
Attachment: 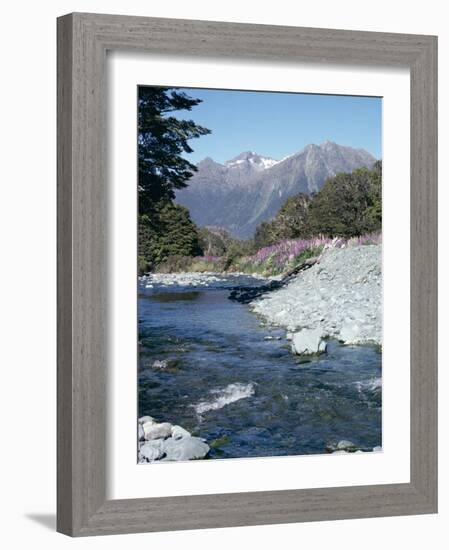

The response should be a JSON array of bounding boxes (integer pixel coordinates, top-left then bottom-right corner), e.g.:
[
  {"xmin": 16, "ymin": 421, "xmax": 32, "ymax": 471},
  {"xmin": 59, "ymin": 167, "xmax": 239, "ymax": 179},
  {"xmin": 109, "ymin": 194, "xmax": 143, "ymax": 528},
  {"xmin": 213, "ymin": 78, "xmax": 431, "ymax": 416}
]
[{"xmin": 235, "ymin": 232, "xmax": 382, "ymax": 276}]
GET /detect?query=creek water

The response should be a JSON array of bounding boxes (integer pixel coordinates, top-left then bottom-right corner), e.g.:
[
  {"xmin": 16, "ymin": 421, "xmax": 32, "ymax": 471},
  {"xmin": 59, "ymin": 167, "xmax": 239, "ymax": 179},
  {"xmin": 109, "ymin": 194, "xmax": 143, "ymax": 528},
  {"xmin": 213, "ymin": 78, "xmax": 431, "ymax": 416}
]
[{"xmin": 138, "ymin": 274, "xmax": 382, "ymax": 459}]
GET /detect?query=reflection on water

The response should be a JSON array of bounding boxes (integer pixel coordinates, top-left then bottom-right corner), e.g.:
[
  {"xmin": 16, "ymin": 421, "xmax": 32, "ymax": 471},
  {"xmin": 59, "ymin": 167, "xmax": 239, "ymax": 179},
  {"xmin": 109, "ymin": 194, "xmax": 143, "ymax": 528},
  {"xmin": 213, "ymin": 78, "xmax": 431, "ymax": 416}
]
[
  {"xmin": 138, "ymin": 275, "xmax": 382, "ymax": 459},
  {"xmin": 148, "ymin": 291, "xmax": 201, "ymax": 302}
]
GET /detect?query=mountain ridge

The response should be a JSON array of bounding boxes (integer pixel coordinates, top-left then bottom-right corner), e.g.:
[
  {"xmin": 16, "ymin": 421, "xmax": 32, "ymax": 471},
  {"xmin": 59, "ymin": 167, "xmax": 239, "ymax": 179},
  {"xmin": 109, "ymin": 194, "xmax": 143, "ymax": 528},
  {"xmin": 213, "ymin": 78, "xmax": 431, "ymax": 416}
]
[{"xmin": 176, "ymin": 141, "xmax": 377, "ymax": 238}]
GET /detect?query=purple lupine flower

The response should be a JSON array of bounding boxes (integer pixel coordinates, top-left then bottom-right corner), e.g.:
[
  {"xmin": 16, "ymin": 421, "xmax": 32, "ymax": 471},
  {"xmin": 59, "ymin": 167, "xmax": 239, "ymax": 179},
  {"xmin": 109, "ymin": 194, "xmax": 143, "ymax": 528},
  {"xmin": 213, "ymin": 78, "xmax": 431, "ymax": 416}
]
[{"xmin": 240, "ymin": 233, "xmax": 381, "ymax": 273}]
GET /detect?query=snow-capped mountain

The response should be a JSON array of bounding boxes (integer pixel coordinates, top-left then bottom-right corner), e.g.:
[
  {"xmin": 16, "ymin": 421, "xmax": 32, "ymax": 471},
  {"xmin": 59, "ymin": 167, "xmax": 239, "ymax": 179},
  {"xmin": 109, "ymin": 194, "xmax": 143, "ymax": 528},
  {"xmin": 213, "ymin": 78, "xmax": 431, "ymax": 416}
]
[
  {"xmin": 225, "ymin": 151, "xmax": 279, "ymax": 171},
  {"xmin": 175, "ymin": 141, "xmax": 377, "ymax": 239}
]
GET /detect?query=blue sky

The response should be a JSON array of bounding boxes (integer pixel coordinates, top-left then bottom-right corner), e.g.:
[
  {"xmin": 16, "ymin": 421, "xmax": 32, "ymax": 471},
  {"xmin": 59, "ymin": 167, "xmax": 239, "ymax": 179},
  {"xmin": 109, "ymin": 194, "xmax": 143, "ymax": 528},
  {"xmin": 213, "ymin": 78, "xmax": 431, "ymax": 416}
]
[{"xmin": 169, "ymin": 87, "xmax": 382, "ymax": 164}]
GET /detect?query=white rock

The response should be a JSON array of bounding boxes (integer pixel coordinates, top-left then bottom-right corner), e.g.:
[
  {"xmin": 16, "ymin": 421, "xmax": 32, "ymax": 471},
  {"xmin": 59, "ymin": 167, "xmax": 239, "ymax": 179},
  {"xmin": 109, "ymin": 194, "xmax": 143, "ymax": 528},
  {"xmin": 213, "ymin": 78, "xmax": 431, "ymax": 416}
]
[
  {"xmin": 291, "ymin": 328, "xmax": 327, "ymax": 355},
  {"xmin": 337, "ymin": 440, "xmax": 357, "ymax": 451},
  {"xmin": 138, "ymin": 415, "xmax": 154, "ymax": 425},
  {"xmin": 161, "ymin": 436, "xmax": 210, "ymax": 461},
  {"xmin": 138, "ymin": 423, "xmax": 144, "ymax": 441},
  {"xmin": 152, "ymin": 359, "xmax": 168, "ymax": 370},
  {"xmin": 143, "ymin": 421, "xmax": 172, "ymax": 440},
  {"xmin": 339, "ymin": 323, "xmax": 360, "ymax": 344},
  {"xmin": 318, "ymin": 339, "xmax": 327, "ymax": 353},
  {"xmin": 139, "ymin": 440, "xmax": 164, "ymax": 462},
  {"xmin": 171, "ymin": 425, "xmax": 191, "ymax": 440}
]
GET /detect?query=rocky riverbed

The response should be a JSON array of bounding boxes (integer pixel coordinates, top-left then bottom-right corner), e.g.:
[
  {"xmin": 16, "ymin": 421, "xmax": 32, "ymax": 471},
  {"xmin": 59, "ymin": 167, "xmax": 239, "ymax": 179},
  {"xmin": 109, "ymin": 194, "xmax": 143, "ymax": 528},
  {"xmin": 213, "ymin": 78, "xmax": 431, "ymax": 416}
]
[
  {"xmin": 251, "ymin": 244, "xmax": 382, "ymax": 348},
  {"xmin": 140, "ymin": 271, "xmax": 266, "ymax": 290}
]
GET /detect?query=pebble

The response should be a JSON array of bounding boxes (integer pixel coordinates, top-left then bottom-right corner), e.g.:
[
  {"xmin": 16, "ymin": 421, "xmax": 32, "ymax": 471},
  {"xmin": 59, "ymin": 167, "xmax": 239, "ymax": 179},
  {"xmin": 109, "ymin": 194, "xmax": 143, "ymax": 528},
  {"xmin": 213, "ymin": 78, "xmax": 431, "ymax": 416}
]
[
  {"xmin": 139, "ymin": 272, "xmax": 226, "ymax": 288},
  {"xmin": 152, "ymin": 359, "xmax": 168, "ymax": 370}
]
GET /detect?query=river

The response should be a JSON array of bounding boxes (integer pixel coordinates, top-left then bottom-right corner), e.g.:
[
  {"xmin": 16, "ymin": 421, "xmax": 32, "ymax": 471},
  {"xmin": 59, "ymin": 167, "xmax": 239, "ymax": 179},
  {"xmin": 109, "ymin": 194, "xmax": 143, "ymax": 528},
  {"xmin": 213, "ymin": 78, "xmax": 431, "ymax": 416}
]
[{"xmin": 138, "ymin": 273, "xmax": 382, "ymax": 459}]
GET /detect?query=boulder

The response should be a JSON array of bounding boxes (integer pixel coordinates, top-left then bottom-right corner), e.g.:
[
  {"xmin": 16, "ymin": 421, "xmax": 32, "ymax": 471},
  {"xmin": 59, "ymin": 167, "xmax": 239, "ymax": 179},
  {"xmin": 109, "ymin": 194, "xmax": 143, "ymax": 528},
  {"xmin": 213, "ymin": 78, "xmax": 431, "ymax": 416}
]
[
  {"xmin": 337, "ymin": 440, "xmax": 358, "ymax": 452},
  {"xmin": 291, "ymin": 328, "xmax": 327, "ymax": 355},
  {"xmin": 139, "ymin": 440, "xmax": 164, "ymax": 462},
  {"xmin": 138, "ymin": 423, "xmax": 144, "ymax": 441},
  {"xmin": 171, "ymin": 425, "xmax": 191, "ymax": 440},
  {"xmin": 161, "ymin": 436, "xmax": 210, "ymax": 461},
  {"xmin": 138, "ymin": 416, "xmax": 154, "ymax": 424},
  {"xmin": 138, "ymin": 415, "xmax": 154, "ymax": 425},
  {"xmin": 143, "ymin": 421, "xmax": 172, "ymax": 440}
]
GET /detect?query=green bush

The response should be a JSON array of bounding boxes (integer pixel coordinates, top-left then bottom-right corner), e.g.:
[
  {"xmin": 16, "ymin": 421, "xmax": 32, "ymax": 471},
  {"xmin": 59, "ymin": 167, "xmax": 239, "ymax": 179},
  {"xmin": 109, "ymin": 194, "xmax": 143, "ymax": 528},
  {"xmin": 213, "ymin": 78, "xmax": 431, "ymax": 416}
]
[{"xmin": 306, "ymin": 161, "xmax": 382, "ymax": 238}]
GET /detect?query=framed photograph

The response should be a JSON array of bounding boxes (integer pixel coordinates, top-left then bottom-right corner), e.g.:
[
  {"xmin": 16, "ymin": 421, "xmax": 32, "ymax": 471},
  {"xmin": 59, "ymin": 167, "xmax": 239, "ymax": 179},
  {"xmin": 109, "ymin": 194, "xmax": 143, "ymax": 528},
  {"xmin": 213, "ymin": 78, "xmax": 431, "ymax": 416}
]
[{"xmin": 57, "ymin": 13, "xmax": 437, "ymax": 536}]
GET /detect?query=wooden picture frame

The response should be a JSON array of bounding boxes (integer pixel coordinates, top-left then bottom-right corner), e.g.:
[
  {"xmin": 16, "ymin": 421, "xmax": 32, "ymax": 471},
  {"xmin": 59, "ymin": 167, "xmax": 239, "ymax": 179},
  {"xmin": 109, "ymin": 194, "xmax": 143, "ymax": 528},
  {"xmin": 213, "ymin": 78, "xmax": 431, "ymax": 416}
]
[{"xmin": 57, "ymin": 12, "xmax": 438, "ymax": 536}]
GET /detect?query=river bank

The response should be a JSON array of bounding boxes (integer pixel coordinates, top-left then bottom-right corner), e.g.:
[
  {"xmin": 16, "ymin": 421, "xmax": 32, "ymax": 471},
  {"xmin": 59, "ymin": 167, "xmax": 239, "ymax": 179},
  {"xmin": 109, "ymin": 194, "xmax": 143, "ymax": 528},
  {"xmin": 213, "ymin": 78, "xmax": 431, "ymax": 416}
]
[
  {"xmin": 149, "ymin": 233, "xmax": 382, "ymax": 278},
  {"xmin": 137, "ymin": 258, "xmax": 382, "ymax": 462},
  {"xmin": 251, "ymin": 244, "xmax": 382, "ymax": 347}
]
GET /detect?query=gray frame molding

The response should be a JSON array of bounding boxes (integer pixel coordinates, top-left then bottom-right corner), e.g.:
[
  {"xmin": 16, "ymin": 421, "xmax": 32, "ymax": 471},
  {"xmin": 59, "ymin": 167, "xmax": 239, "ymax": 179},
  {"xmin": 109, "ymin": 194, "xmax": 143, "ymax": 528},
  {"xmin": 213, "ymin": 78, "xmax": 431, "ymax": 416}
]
[{"xmin": 57, "ymin": 12, "xmax": 438, "ymax": 537}]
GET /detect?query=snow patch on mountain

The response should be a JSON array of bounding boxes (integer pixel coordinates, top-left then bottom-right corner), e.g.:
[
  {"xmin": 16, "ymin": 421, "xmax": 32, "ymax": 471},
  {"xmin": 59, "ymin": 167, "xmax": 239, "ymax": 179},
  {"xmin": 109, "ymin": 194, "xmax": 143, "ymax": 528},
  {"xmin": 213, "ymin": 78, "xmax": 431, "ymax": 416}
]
[{"xmin": 225, "ymin": 151, "xmax": 278, "ymax": 171}]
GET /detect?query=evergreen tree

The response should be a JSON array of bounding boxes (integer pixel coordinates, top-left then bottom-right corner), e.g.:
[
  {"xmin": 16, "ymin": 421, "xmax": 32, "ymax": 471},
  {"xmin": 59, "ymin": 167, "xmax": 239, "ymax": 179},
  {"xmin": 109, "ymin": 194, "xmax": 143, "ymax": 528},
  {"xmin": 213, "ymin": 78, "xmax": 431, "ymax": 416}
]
[
  {"xmin": 137, "ymin": 87, "xmax": 210, "ymax": 271},
  {"xmin": 138, "ymin": 203, "xmax": 202, "ymax": 272},
  {"xmin": 138, "ymin": 86, "xmax": 210, "ymax": 211}
]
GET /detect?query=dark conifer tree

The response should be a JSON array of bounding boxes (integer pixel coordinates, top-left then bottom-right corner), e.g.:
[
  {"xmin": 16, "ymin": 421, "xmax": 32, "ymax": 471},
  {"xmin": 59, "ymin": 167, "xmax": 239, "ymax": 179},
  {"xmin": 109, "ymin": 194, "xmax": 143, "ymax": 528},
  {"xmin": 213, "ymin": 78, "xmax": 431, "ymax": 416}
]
[
  {"xmin": 137, "ymin": 87, "xmax": 210, "ymax": 272},
  {"xmin": 138, "ymin": 87, "xmax": 211, "ymax": 212}
]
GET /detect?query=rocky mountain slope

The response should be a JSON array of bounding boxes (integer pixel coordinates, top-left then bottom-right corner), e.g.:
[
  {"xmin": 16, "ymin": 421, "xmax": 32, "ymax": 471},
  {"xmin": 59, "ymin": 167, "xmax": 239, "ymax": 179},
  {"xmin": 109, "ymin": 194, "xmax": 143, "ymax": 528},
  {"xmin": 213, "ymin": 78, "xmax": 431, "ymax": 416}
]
[{"xmin": 175, "ymin": 142, "xmax": 376, "ymax": 239}]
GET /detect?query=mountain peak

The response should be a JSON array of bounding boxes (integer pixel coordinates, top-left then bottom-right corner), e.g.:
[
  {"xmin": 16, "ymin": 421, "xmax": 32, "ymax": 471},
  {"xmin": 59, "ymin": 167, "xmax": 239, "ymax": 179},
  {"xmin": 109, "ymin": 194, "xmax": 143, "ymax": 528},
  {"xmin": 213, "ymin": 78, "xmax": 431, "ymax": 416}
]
[
  {"xmin": 225, "ymin": 151, "xmax": 278, "ymax": 170},
  {"xmin": 197, "ymin": 156, "xmax": 222, "ymax": 168},
  {"xmin": 320, "ymin": 140, "xmax": 336, "ymax": 147},
  {"xmin": 226, "ymin": 151, "xmax": 258, "ymax": 163}
]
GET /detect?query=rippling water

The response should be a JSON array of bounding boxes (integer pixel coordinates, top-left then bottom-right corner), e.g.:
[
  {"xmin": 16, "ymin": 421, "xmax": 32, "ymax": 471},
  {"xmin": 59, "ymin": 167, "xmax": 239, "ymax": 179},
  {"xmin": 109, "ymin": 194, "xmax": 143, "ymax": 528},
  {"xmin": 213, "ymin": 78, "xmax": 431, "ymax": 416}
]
[{"xmin": 138, "ymin": 274, "xmax": 382, "ymax": 459}]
